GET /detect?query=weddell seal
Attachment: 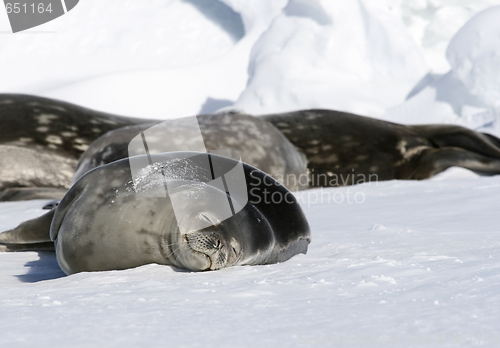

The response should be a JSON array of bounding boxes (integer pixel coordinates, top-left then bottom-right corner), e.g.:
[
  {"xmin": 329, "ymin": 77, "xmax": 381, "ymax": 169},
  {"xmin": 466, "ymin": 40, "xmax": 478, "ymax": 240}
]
[
  {"xmin": 4, "ymin": 93, "xmax": 500, "ymax": 197},
  {"xmin": 73, "ymin": 113, "xmax": 307, "ymax": 191},
  {"xmin": 0, "ymin": 152, "xmax": 311, "ymax": 274},
  {"xmin": 0, "ymin": 94, "xmax": 158, "ymax": 201},
  {"xmin": 262, "ymin": 109, "xmax": 500, "ymax": 187}
]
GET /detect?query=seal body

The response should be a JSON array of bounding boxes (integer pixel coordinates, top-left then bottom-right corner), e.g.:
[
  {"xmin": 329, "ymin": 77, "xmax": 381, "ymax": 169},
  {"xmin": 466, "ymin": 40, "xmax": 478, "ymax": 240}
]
[
  {"xmin": 0, "ymin": 152, "xmax": 311, "ymax": 274},
  {"xmin": 4, "ymin": 93, "xmax": 497, "ymax": 197},
  {"xmin": 74, "ymin": 113, "xmax": 308, "ymax": 191},
  {"xmin": 263, "ymin": 109, "xmax": 500, "ymax": 187},
  {"xmin": 0, "ymin": 94, "xmax": 158, "ymax": 200}
]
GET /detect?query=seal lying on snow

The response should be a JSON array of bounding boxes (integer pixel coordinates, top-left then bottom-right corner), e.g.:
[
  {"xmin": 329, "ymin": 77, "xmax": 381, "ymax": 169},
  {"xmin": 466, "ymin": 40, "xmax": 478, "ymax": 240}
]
[
  {"xmin": 263, "ymin": 109, "xmax": 500, "ymax": 187},
  {"xmin": 2, "ymin": 94, "xmax": 500, "ymax": 198},
  {"xmin": 0, "ymin": 152, "xmax": 311, "ymax": 274},
  {"xmin": 0, "ymin": 94, "xmax": 157, "ymax": 200},
  {"xmin": 57, "ymin": 107, "xmax": 500, "ymax": 191}
]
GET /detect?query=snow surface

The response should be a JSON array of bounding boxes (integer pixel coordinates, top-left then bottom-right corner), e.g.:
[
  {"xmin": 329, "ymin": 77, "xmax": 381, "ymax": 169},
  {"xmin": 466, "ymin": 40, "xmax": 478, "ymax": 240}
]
[
  {"xmin": 1, "ymin": 171, "xmax": 500, "ymax": 347},
  {"xmin": 2, "ymin": 0, "xmax": 500, "ymax": 347}
]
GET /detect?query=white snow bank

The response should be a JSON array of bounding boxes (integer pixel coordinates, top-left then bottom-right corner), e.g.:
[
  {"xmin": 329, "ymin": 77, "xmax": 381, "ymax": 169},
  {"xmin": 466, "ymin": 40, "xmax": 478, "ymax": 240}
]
[
  {"xmin": 39, "ymin": 0, "xmax": 288, "ymax": 119},
  {"xmin": 1, "ymin": 176, "xmax": 500, "ymax": 347},
  {"xmin": 383, "ymin": 71, "xmax": 486, "ymax": 125},
  {"xmin": 2, "ymin": 0, "xmax": 499, "ymax": 122},
  {"xmin": 470, "ymin": 105, "xmax": 500, "ymax": 136},
  {"xmin": 233, "ymin": 0, "xmax": 429, "ymax": 117},
  {"xmin": 384, "ymin": 5, "xmax": 500, "ymax": 132},
  {"xmin": 396, "ymin": 0, "xmax": 500, "ymax": 73},
  {"xmin": 0, "ymin": 0, "xmax": 240, "ymax": 93},
  {"xmin": 0, "ymin": 0, "xmax": 288, "ymax": 119},
  {"xmin": 446, "ymin": 5, "xmax": 500, "ymax": 107},
  {"xmin": 42, "ymin": 56, "xmax": 248, "ymax": 120}
]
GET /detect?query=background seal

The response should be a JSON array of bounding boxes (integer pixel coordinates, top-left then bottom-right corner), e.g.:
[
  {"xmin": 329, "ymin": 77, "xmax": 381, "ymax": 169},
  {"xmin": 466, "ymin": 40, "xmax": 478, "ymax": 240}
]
[
  {"xmin": 0, "ymin": 94, "xmax": 158, "ymax": 200},
  {"xmin": 263, "ymin": 109, "xmax": 500, "ymax": 187}
]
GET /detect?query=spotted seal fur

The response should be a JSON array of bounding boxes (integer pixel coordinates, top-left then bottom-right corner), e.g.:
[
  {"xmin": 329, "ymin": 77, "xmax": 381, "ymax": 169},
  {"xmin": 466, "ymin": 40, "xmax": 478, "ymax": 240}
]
[
  {"xmin": 262, "ymin": 109, "xmax": 500, "ymax": 187},
  {"xmin": 0, "ymin": 94, "xmax": 158, "ymax": 200}
]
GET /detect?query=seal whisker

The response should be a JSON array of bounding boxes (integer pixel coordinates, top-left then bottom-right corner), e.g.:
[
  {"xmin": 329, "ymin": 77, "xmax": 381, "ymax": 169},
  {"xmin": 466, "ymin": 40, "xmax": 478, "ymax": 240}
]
[{"xmin": 165, "ymin": 246, "xmax": 180, "ymax": 262}]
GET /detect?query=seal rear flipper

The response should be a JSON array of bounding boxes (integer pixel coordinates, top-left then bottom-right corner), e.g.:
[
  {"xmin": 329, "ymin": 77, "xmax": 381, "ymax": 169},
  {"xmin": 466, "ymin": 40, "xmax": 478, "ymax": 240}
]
[
  {"xmin": 482, "ymin": 133, "xmax": 500, "ymax": 149},
  {"xmin": 413, "ymin": 125, "xmax": 500, "ymax": 159},
  {"xmin": 0, "ymin": 209, "xmax": 55, "ymax": 250},
  {"xmin": 411, "ymin": 148, "xmax": 500, "ymax": 180}
]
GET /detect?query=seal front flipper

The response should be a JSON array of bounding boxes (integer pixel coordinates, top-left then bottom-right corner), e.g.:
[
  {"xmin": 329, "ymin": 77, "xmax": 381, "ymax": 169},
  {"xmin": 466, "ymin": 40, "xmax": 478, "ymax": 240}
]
[{"xmin": 0, "ymin": 209, "xmax": 55, "ymax": 252}]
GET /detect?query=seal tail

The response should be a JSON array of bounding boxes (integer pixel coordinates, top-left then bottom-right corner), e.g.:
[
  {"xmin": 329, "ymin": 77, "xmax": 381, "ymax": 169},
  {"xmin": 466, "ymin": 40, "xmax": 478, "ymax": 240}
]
[
  {"xmin": 411, "ymin": 147, "xmax": 500, "ymax": 180},
  {"xmin": 482, "ymin": 133, "xmax": 500, "ymax": 149},
  {"xmin": 0, "ymin": 209, "xmax": 55, "ymax": 252},
  {"xmin": 413, "ymin": 125, "xmax": 500, "ymax": 159}
]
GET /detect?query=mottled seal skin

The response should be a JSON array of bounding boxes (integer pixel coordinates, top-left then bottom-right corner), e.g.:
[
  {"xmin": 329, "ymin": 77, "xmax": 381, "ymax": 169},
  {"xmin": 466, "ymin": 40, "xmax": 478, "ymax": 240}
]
[
  {"xmin": 74, "ymin": 112, "xmax": 308, "ymax": 191},
  {"xmin": 0, "ymin": 94, "xmax": 158, "ymax": 199},
  {"xmin": 262, "ymin": 109, "xmax": 500, "ymax": 187},
  {"xmin": 0, "ymin": 152, "xmax": 311, "ymax": 274}
]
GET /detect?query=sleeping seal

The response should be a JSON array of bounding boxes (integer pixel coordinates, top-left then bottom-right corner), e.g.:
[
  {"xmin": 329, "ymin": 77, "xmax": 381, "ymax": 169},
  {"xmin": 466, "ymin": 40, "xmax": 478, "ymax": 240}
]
[
  {"xmin": 262, "ymin": 109, "xmax": 500, "ymax": 187},
  {"xmin": 0, "ymin": 152, "xmax": 311, "ymax": 274}
]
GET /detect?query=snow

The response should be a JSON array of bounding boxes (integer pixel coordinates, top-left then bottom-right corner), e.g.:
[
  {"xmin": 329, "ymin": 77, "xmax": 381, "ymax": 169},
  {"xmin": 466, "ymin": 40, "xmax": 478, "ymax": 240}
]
[
  {"xmin": 234, "ymin": 0, "xmax": 430, "ymax": 117},
  {"xmin": 385, "ymin": 5, "xmax": 500, "ymax": 128},
  {"xmin": 396, "ymin": 0, "xmax": 500, "ymax": 74},
  {"xmin": 2, "ymin": 0, "xmax": 500, "ymax": 346},
  {"xmin": 0, "ymin": 0, "xmax": 288, "ymax": 119},
  {"xmin": 1, "ymin": 173, "xmax": 500, "ymax": 347},
  {"xmin": 446, "ymin": 6, "xmax": 500, "ymax": 107}
]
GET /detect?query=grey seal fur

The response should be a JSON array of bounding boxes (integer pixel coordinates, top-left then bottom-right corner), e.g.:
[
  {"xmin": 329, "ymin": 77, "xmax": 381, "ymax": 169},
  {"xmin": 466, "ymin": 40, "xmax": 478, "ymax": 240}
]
[
  {"xmin": 0, "ymin": 94, "xmax": 158, "ymax": 200},
  {"xmin": 0, "ymin": 152, "xmax": 311, "ymax": 274},
  {"xmin": 73, "ymin": 112, "xmax": 308, "ymax": 191},
  {"xmin": 262, "ymin": 109, "xmax": 500, "ymax": 187}
]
